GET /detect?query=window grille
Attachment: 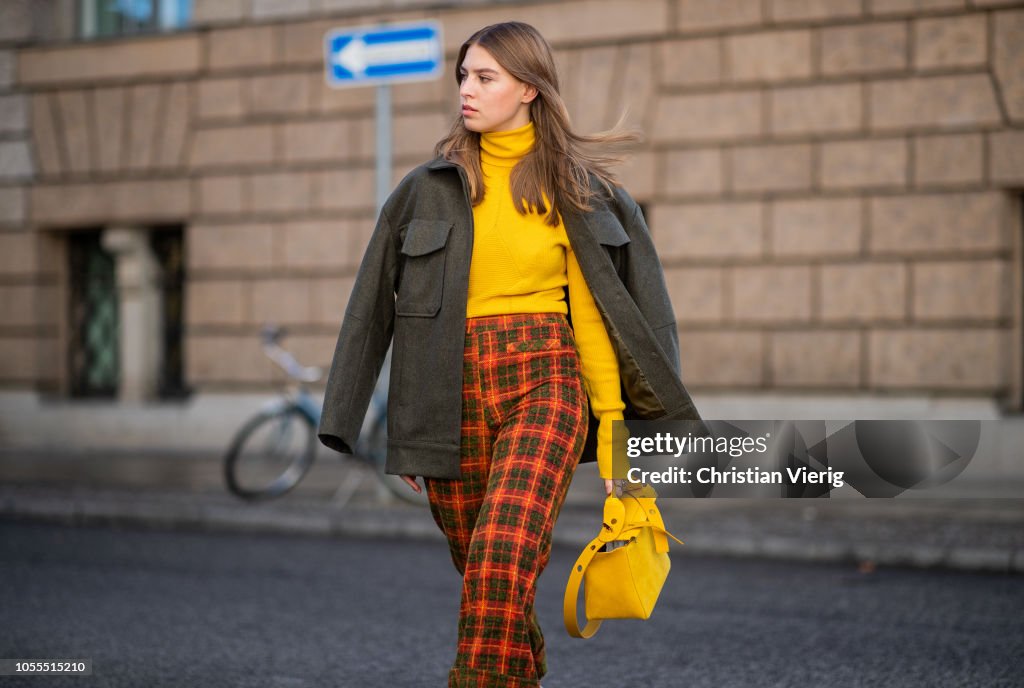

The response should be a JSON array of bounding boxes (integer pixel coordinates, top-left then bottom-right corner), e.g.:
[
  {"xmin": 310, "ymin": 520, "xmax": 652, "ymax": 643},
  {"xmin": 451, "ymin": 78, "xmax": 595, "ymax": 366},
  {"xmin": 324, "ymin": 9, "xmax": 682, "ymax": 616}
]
[{"xmin": 68, "ymin": 231, "xmax": 119, "ymax": 398}]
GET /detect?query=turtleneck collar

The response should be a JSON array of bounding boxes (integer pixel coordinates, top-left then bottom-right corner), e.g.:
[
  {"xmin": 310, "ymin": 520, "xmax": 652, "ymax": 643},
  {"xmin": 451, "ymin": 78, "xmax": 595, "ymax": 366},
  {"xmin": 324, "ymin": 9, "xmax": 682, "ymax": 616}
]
[{"xmin": 480, "ymin": 120, "xmax": 535, "ymax": 169}]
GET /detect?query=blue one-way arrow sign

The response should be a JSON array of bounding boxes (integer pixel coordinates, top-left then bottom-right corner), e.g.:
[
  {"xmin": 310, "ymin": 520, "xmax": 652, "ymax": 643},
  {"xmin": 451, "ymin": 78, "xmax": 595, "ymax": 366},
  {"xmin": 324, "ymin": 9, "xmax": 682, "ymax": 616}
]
[{"xmin": 324, "ymin": 21, "xmax": 443, "ymax": 88}]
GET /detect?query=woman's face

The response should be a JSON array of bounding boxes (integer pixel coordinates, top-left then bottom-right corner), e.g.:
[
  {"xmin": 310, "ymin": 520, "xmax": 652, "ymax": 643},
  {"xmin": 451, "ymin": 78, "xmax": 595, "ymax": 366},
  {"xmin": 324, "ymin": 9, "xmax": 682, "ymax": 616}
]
[{"xmin": 459, "ymin": 43, "xmax": 537, "ymax": 133}]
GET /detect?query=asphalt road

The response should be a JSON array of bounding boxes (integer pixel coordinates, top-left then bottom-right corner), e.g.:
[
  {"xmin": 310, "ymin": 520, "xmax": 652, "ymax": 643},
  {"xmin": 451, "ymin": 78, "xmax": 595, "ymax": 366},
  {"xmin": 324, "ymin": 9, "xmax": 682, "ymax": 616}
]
[{"xmin": 1, "ymin": 520, "xmax": 1022, "ymax": 688}]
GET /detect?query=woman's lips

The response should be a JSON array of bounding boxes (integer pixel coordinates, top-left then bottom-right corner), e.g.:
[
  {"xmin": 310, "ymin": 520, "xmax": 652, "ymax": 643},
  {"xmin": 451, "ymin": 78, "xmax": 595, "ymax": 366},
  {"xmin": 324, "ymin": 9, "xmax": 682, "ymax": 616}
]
[{"xmin": 462, "ymin": 105, "xmax": 477, "ymax": 114}]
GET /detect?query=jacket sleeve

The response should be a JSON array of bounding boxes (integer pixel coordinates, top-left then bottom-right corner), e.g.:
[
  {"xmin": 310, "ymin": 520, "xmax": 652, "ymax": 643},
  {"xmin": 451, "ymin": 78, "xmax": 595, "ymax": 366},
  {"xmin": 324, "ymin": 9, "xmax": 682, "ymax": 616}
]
[
  {"xmin": 619, "ymin": 198, "xmax": 708, "ymax": 441},
  {"xmin": 621, "ymin": 201, "xmax": 682, "ymax": 380},
  {"xmin": 318, "ymin": 207, "xmax": 399, "ymax": 454}
]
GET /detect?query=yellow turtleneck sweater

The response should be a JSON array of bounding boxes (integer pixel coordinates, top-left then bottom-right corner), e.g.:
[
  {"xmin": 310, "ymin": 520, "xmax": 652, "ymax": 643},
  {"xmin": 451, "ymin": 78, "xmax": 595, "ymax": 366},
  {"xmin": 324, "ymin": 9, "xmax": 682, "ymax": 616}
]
[{"xmin": 467, "ymin": 120, "xmax": 625, "ymax": 479}]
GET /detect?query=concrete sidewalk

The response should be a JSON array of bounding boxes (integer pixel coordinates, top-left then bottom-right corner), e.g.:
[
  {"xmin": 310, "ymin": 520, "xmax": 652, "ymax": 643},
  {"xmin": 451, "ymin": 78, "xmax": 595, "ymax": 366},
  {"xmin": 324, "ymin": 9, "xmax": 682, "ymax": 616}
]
[{"xmin": 1, "ymin": 447, "xmax": 1022, "ymax": 575}]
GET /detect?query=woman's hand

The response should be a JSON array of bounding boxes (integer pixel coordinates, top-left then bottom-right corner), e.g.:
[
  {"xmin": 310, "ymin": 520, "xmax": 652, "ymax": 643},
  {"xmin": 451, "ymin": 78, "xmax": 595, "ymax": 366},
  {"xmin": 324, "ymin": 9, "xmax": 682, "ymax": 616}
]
[
  {"xmin": 401, "ymin": 474, "xmax": 422, "ymax": 494},
  {"xmin": 605, "ymin": 478, "xmax": 632, "ymax": 496}
]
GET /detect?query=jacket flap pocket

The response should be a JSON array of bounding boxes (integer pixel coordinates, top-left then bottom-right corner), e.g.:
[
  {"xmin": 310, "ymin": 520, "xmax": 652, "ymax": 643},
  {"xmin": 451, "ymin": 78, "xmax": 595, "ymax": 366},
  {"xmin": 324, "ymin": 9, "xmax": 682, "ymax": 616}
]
[
  {"xmin": 588, "ymin": 212, "xmax": 631, "ymax": 247},
  {"xmin": 401, "ymin": 219, "xmax": 453, "ymax": 257}
]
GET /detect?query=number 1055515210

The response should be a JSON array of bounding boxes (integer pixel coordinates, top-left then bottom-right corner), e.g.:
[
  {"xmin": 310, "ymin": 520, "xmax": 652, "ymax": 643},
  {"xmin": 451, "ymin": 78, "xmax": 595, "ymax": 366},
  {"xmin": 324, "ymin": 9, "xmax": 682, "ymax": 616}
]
[{"xmin": 0, "ymin": 659, "xmax": 92, "ymax": 675}]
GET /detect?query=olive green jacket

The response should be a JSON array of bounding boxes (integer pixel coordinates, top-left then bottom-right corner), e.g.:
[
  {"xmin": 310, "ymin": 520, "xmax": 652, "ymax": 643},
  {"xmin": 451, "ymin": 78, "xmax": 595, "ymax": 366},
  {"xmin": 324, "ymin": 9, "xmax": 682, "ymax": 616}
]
[{"xmin": 318, "ymin": 157, "xmax": 703, "ymax": 479}]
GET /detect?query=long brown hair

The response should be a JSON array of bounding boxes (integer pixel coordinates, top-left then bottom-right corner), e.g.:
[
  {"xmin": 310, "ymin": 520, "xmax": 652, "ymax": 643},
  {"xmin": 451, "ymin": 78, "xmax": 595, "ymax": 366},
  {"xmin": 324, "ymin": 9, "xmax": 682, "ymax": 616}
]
[{"xmin": 433, "ymin": 22, "xmax": 640, "ymax": 227}]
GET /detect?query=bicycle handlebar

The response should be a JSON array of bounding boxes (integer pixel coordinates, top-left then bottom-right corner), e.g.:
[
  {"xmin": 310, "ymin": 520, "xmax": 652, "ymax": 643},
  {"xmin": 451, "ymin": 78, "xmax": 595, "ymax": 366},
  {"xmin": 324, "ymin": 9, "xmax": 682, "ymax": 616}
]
[{"xmin": 259, "ymin": 324, "xmax": 323, "ymax": 383}]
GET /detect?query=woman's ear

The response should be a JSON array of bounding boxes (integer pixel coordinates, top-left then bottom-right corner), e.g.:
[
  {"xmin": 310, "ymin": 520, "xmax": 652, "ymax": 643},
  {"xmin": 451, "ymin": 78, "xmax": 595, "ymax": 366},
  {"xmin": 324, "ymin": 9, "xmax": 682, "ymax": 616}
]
[{"xmin": 522, "ymin": 83, "xmax": 538, "ymax": 104}]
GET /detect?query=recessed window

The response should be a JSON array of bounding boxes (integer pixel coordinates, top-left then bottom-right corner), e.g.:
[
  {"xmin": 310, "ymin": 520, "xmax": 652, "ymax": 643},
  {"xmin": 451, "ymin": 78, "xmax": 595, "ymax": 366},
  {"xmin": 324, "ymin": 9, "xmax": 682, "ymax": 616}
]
[
  {"xmin": 65, "ymin": 226, "xmax": 188, "ymax": 401},
  {"xmin": 78, "ymin": 0, "xmax": 192, "ymax": 40}
]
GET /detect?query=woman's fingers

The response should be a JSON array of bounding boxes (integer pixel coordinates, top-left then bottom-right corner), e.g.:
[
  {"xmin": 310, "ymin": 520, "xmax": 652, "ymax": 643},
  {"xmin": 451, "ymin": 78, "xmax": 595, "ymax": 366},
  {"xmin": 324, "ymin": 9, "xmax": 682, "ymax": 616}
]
[
  {"xmin": 401, "ymin": 474, "xmax": 422, "ymax": 493},
  {"xmin": 604, "ymin": 479, "xmax": 614, "ymax": 496}
]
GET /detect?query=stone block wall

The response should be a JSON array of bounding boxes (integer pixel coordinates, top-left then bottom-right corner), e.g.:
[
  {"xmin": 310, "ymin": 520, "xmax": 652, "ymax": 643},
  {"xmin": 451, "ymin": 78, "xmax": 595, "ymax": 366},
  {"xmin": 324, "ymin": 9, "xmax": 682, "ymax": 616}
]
[{"xmin": 0, "ymin": 0, "xmax": 1021, "ymax": 409}]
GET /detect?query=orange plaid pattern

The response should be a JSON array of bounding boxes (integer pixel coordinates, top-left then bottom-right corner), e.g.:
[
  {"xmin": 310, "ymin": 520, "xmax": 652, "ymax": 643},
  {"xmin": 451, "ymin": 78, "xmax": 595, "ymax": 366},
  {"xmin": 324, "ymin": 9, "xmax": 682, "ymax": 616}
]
[{"xmin": 425, "ymin": 313, "xmax": 589, "ymax": 688}]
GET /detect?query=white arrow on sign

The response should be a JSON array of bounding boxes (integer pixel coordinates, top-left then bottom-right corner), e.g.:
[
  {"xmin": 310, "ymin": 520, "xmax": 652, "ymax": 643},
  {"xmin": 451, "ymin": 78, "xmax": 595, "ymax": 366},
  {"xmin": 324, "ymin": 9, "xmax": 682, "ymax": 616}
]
[{"xmin": 332, "ymin": 35, "xmax": 438, "ymax": 77}]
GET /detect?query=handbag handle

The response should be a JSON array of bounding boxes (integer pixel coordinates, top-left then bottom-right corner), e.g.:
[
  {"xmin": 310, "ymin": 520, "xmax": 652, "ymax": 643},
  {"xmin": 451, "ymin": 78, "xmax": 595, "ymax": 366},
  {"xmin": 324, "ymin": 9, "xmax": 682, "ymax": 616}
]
[{"xmin": 563, "ymin": 496, "xmax": 685, "ymax": 638}]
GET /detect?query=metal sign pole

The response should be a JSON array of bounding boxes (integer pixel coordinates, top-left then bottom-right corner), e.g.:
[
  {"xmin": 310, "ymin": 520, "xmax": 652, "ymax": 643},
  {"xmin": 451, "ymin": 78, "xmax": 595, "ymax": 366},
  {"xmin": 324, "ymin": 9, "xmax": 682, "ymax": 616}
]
[
  {"xmin": 375, "ymin": 83, "xmax": 391, "ymax": 217},
  {"xmin": 373, "ymin": 82, "xmax": 393, "ymax": 501}
]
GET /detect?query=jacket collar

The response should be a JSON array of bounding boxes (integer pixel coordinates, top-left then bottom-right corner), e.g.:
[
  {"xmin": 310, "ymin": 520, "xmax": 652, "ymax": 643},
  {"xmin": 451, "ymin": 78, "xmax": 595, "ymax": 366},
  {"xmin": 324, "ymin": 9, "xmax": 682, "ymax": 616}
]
[
  {"xmin": 426, "ymin": 156, "xmax": 458, "ymax": 171},
  {"xmin": 425, "ymin": 156, "xmax": 622, "ymax": 243}
]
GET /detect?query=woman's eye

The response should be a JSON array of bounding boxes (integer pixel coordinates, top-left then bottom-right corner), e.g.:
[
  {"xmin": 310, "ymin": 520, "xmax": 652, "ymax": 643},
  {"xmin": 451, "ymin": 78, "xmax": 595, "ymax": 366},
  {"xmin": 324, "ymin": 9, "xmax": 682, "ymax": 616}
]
[{"xmin": 480, "ymin": 76, "xmax": 491, "ymax": 82}]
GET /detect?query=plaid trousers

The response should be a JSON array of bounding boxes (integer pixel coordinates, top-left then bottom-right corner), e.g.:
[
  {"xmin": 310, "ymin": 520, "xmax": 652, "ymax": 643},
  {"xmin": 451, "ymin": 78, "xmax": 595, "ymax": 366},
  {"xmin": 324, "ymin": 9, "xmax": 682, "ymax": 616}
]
[{"xmin": 424, "ymin": 313, "xmax": 589, "ymax": 688}]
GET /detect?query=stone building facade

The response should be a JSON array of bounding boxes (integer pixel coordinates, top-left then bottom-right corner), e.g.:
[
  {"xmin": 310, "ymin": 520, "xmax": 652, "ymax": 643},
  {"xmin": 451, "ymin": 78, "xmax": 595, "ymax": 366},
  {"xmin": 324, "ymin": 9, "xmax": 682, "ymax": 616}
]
[{"xmin": 0, "ymin": 0, "xmax": 1022, "ymax": 453}]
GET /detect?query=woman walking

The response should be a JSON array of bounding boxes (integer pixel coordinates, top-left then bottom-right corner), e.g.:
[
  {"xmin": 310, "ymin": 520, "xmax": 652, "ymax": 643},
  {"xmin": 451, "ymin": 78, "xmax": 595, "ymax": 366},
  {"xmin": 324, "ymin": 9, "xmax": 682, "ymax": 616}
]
[{"xmin": 319, "ymin": 21, "xmax": 700, "ymax": 688}]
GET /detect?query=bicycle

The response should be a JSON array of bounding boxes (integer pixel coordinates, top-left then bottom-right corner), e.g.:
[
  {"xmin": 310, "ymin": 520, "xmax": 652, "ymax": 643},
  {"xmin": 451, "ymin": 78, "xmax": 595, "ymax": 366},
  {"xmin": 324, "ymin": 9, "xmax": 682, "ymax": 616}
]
[{"xmin": 222, "ymin": 324, "xmax": 427, "ymax": 507}]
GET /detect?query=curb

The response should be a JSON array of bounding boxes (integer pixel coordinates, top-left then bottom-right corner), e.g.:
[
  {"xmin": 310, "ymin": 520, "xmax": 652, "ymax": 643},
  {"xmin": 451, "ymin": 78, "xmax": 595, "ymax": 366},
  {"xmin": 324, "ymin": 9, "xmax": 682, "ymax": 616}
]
[{"xmin": 1, "ymin": 486, "xmax": 1021, "ymax": 575}]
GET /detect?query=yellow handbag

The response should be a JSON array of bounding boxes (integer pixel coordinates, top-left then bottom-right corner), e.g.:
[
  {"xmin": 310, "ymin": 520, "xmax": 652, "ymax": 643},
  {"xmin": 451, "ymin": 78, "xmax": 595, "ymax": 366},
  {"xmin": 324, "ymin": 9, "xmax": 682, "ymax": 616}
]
[{"xmin": 563, "ymin": 484, "xmax": 684, "ymax": 638}]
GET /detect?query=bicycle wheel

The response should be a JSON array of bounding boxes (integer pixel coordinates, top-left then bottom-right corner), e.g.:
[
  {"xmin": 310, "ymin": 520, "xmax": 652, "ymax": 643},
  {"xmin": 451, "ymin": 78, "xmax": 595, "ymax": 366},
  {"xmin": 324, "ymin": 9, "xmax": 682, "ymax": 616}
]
[
  {"xmin": 224, "ymin": 405, "xmax": 317, "ymax": 500},
  {"xmin": 364, "ymin": 413, "xmax": 429, "ymax": 507}
]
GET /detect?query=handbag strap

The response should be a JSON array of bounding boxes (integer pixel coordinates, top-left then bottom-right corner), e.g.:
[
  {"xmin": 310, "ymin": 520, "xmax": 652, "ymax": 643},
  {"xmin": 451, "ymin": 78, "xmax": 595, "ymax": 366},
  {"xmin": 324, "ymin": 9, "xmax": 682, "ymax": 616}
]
[
  {"xmin": 563, "ymin": 504, "xmax": 684, "ymax": 638},
  {"xmin": 563, "ymin": 532, "xmax": 609, "ymax": 638}
]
